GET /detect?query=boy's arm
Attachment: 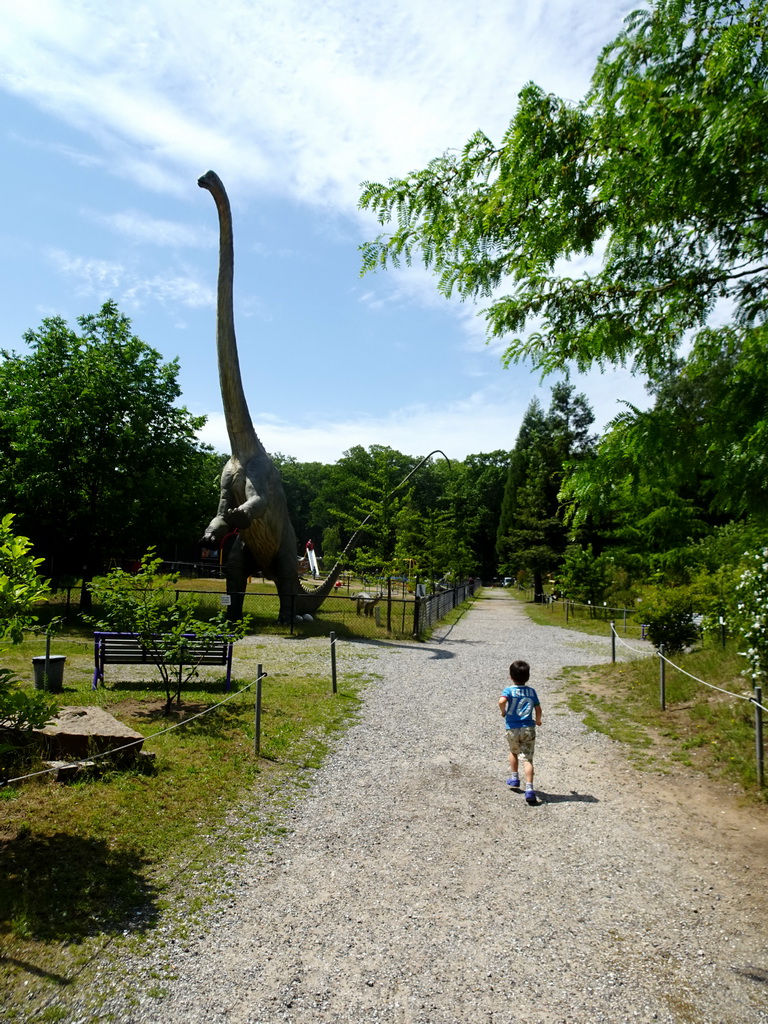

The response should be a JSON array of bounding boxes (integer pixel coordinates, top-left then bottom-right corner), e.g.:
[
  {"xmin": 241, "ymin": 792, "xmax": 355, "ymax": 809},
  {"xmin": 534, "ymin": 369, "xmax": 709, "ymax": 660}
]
[
  {"xmin": 498, "ymin": 695, "xmax": 508, "ymax": 717},
  {"xmin": 534, "ymin": 702, "xmax": 542, "ymax": 726}
]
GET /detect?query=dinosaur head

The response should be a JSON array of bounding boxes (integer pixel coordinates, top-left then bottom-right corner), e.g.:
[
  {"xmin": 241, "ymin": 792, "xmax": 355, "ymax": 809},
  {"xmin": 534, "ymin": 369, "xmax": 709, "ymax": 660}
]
[{"xmin": 198, "ymin": 170, "xmax": 221, "ymax": 193}]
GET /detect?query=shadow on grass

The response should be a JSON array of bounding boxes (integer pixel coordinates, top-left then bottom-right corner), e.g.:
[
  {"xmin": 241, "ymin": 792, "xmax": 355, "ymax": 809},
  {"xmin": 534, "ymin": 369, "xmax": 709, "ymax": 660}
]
[
  {"xmin": 102, "ymin": 677, "xmax": 232, "ymax": 696},
  {"xmin": 0, "ymin": 832, "xmax": 158, "ymax": 942}
]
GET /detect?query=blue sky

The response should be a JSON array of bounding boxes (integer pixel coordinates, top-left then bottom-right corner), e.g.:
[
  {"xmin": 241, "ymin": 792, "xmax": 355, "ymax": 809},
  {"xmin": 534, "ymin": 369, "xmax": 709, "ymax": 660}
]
[{"xmin": 0, "ymin": 0, "xmax": 648, "ymax": 464}]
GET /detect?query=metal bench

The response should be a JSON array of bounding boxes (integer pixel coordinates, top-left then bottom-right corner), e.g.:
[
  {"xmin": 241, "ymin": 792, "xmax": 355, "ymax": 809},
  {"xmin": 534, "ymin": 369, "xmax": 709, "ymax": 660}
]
[{"xmin": 92, "ymin": 631, "xmax": 234, "ymax": 691}]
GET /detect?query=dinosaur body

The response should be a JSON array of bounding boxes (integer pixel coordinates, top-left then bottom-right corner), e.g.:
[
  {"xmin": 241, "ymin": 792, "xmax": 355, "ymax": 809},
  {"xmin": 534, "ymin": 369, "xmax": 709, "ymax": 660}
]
[{"xmin": 198, "ymin": 170, "xmax": 344, "ymax": 622}]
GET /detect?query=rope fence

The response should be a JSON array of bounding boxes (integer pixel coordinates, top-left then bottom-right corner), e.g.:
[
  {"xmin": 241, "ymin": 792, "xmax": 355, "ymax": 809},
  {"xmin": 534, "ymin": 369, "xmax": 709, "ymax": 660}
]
[
  {"xmin": 610, "ymin": 620, "xmax": 766, "ymax": 787},
  {"xmin": 2, "ymin": 667, "xmax": 271, "ymax": 787}
]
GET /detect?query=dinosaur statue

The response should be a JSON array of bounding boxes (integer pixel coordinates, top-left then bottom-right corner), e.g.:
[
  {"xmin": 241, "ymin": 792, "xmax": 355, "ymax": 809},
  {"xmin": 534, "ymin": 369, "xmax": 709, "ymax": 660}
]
[{"xmin": 198, "ymin": 170, "xmax": 348, "ymax": 622}]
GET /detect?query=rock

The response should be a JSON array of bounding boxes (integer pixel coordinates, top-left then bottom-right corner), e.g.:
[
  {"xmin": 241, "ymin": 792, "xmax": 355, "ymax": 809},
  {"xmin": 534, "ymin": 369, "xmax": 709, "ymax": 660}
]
[{"xmin": 35, "ymin": 706, "xmax": 145, "ymax": 762}]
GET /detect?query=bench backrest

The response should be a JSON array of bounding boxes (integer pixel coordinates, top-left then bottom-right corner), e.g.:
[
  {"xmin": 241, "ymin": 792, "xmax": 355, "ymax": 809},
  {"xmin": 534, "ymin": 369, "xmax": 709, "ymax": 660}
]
[{"xmin": 94, "ymin": 632, "xmax": 232, "ymax": 665}]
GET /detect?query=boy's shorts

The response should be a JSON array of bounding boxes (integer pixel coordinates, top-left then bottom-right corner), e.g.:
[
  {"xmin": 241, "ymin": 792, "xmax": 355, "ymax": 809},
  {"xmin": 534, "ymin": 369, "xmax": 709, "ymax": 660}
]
[{"xmin": 506, "ymin": 726, "xmax": 536, "ymax": 759}]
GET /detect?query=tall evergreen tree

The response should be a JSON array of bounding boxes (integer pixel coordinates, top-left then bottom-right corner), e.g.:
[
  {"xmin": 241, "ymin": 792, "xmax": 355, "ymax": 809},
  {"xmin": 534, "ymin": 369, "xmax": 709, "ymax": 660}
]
[{"xmin": 496, "ymin": 385, "xmax": 594, "ymax": 597}]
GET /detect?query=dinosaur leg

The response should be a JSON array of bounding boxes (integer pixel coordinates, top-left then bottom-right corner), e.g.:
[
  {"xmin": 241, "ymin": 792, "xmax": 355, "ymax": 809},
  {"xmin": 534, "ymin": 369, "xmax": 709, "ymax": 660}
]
[
  {"xmin": 276, "ymin": 575, "xmax": 297, "ymax": 625},
  {"xmin": 223, "ymin": 535, "xmax": 256, "ymax": 621}
]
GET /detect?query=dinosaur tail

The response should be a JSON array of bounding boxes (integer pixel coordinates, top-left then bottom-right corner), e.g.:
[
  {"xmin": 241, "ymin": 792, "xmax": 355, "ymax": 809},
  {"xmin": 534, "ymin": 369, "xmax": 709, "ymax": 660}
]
[{"xmin": 293, "ymin": 531, "xmax": 361, "ymax": 614}]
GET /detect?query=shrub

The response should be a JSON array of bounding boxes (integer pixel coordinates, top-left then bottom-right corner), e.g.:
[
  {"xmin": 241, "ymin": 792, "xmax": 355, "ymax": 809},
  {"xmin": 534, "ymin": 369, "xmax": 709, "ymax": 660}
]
[
  {"xmin": 88, "ymin": 549, "xmax": 249, "ymax": 710},
  {"xmin": 640, "ymin": 587, "xmax": 699, "ymax": 653},
  {"xmin": 0, "ymin": 515, "xmax": 59, "ymax": 758},
  {"xmin": 735, "ymin": 547, "xmax": 768, "ymax": 685},
  {"xmin": 557, "ymin": 545, "xmax": 608, "ymax": 605}
]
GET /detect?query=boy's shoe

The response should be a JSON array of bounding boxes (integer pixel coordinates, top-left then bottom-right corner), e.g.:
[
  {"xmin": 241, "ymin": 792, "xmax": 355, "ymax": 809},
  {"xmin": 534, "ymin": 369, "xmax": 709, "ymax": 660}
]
[
  {"xmin": 506, "ymin": 776, "xmax": 521, "ymax": 789},
  {"xmin": 525, "ymin": 787, "xmax": 537, "ymax": 805}
]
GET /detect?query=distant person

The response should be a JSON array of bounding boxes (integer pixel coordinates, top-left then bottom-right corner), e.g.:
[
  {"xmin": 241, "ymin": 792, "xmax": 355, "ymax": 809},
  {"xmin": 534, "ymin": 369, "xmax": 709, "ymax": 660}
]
[{"xmin": 498, "ymin": 660, "xmax": 542, "ymax": 805}]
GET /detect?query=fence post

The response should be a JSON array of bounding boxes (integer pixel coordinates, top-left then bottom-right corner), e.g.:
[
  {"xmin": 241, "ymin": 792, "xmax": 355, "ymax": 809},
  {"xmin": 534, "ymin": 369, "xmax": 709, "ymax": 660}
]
[
  {"xmin": 413, "ymin": 592, "xmax": 421, "ymax": 638},
  {"xmin": 565, "ymin": 600, "xmax": 569, "ymax": 624},
  {"xmin": 659, "ymin": 644, "xmax": 666, "ymax": 711},
  {"xmin": 610, "ymin": 621, "xmax": 616, "ymax": 664},
  {"xmin": 755, "ymin": 685, "xmax": 764, "ymax": 789},
  {"xmin": 330, "ymin": 632, "xmax": 337, "ymax": 694},
  {"xmin": 623, "ymin": 608, "xmax": 627, "ymax": 634},
  {"xmin": 255, "ymin": 664, "xmax": 263, "ymax": 756},
  {"xmin": 387, "ymin": 577, "xmax": 392, "ymax": 633}
]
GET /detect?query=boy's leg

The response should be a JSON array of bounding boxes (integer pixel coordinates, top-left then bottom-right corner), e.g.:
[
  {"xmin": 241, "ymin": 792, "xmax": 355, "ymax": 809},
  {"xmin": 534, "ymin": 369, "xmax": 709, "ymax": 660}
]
[
  {"xmin": 523, "ymin": 758, "xmax": 534, "ymax": 785},
  {"xmin": 508, "ymin": 751, "xmax": 520, "ymax": 776}
]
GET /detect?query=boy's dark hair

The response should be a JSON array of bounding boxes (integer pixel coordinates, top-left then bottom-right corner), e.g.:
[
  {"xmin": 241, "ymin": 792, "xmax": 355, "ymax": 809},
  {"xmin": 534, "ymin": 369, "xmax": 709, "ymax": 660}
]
[{"xmin": 509, "ymin": 660, "xmax": 530, "ymax": 683}]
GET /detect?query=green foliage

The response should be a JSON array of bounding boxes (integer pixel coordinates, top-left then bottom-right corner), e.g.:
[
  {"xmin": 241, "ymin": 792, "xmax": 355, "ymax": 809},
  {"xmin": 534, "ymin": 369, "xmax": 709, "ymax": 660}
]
[
  {"xmin": 496, "ymin": 384, "xmax": 595, "ymax": 593},
  {"xmin": 0, "ymin": 514, "xmax": 50, "ymax": 646},
  {"xmin": 640, "ymin": 587, "xmax": 699, "ymax": 653},
  {"xmin": 0, "ymin": 301, "xmax": 219, "ymax": 583},
  {"xmin": 561, "ymin": 329, "xmax": 768, "ymax": 544},
  {"xmin": 88, "ymin": 550, "xmax": 249, "ymax": 709},
  {"xmin": 557, "ymin": 545, "xmax": 608, "ymax": 605},
  {"xmin": 0, "ymin": 669, "xmax": 58, "ymax": 732},
  {"xmin": 271, "ymin": 445, "xmax": 508, "ymax": 582},
  {"xmin": 734, "ymin": 547, "xmax": 768, "ymax": 684},
  {"xmin": 0, "ymin": 516, "xmax": 59, "ymax": 747},
  {"xmin": 360, "ymin": 0, "xmax": 768, "ymax": 380}
]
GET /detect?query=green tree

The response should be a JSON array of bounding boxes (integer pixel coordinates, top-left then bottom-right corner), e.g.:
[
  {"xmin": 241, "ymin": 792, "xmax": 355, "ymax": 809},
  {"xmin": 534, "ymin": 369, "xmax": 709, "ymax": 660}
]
[
  {"xmin": 450, "ymin": 451, "xmax": 510, "ymax": 580},
  {"xmin": 360, "ymin": 0, "xmax": 767, "ymax": 379},
  {"xmin": 559, "ymin": 326, "xmax": 768, "ymax": 568},
  {"xmin": 497, "ymin": 385, "xmax": 594, "ymax": 597},
  {"xmin": 0, "ymin": 515, "xmax": 58, "ymax": 747},
  {"xmin": 0, "ymin": 301, "xmax": 219, "ymax": 595},
  {"xmin": 88, "ymin": 550, "xmax": 248, "ymax": 711},
  {"xmin": 330, "ymin": 445, "xmax": 417, "ymax": 572},
  {"xmin": 272, "ymin": 454, "xmax": 337, "ymax": 552},
  {"xmin": 557, "ymin": 544, "xmax": 609, "ymax": 607}
]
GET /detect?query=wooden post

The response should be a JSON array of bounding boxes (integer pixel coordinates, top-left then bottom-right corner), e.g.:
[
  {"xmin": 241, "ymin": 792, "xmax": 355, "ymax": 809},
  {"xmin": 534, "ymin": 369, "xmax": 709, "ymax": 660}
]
[
  {"xmin": 330, "ymin": 632, "xmax": 337, "ymax": 694},
  {"xmin": 659, "ymin": 645, "xmax": 666, "ymax": 711},
  {"xmin": 755, "ymin": 686, "xmax": 764, "ymax": 789},
  {"xmin": 610, "ymin": 622, "xmax": 616, "ymax": 664},
  {"xmin": 255, "ymin": 664, "xmax": 263, "ymax": 755}
]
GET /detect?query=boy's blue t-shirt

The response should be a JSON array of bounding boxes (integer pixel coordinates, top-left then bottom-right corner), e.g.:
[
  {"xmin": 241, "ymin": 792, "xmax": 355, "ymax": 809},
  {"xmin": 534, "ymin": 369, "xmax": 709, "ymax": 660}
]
[{"xmin": 501, "ymin": 684, "xmax": 539, "ymax": 728}]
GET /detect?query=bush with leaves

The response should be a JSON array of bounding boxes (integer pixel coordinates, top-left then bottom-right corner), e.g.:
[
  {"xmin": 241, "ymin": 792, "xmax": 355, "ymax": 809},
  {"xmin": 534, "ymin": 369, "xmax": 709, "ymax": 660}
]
[
  {"xmin": 639, "ymin": 587, "xmax": 699, "ymax": 654},
  {"xmin": 557, "ymin": 545, "xmax": 608, "ymax": 606},
  {"xmin": 88, "ymin": 550, "xmax": 249, "ymax": 710},
  {"xmin": 0, "ymin": 515, "xmax": 59, "ymax": 758},
  {"xmin": 734, "ymin": 548, "xmax": 768, "ymax": 685}
]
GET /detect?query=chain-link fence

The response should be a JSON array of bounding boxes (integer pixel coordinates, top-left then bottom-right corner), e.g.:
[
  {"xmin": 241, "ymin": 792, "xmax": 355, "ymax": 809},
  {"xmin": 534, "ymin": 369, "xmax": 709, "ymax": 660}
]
[{"xmin": 42, "ymin": 577, "xmax": 476, "ymax": 641}]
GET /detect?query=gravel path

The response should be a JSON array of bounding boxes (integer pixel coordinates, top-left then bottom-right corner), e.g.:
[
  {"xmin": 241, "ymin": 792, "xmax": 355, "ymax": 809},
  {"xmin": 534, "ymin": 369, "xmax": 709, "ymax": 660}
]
[{"xmin": 85, "ymin": 591, "xmax": 767, "ymax": 1023}]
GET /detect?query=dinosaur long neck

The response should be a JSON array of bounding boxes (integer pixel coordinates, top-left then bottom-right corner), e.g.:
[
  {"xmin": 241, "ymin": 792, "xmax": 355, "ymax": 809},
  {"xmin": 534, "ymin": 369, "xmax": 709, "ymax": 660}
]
[{"xmin": 199, "ymin": 170, "xmax": 262, "ymax": 460}]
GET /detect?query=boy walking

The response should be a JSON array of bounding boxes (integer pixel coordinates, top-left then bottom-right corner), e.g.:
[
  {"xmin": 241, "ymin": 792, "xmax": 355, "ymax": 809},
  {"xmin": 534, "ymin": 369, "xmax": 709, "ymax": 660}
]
[{"xmin": 499, "ymin": 660, "xmax": 542, "ymax": 805}]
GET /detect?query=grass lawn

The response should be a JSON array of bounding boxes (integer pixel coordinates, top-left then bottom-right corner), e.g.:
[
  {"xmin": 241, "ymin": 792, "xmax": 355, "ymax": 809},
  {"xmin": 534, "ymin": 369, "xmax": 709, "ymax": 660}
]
[{"xmin": 0, "ymin": 628, "xmax": 371, "ymax": 1021}]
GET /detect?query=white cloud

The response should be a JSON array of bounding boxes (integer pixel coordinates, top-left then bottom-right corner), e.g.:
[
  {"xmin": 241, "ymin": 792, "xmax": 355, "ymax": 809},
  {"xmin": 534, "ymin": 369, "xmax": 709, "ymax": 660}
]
[
  {"xmin": 45, "ymin": 249, "xmax": 125, "ymax": 295},
  {"xmin": 88, "ymin": 209, "xmax": 216, "ymax": 248},
  {"xmin": 45, "ymin": 248, "xmax": 214, "ymax": 308},
  {"xmin": 0, "ymin": 0, "xmax": 633, "ymax": 206},
  {"xmin": 196, "ymin": 365, "xmax": 648, "ymax": 464}
]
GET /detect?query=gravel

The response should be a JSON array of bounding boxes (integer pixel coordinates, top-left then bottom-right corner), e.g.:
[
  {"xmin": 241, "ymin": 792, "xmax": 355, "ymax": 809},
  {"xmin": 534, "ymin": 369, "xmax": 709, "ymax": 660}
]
[{"xmin": 60, "ymin": 591, "xmax": 768, "ymax": 1023}]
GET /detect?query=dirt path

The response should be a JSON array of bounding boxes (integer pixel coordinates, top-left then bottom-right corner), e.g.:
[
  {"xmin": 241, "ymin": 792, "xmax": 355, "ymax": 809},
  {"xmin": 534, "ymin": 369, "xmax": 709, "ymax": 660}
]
[{"xmin": 89, "ymin": 591, "xmax": 768, "ymax": 1023}]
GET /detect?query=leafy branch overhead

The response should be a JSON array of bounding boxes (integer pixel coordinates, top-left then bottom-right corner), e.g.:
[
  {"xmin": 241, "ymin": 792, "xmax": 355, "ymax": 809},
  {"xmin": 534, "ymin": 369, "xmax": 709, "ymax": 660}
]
[{"xmin": 359, "ymin": 0, "xmax": 768, "ymax": 378}]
